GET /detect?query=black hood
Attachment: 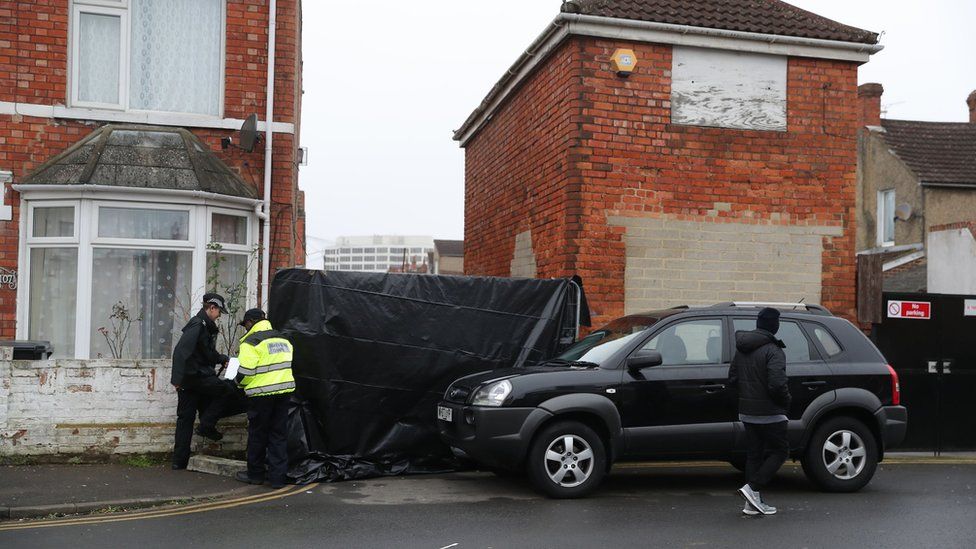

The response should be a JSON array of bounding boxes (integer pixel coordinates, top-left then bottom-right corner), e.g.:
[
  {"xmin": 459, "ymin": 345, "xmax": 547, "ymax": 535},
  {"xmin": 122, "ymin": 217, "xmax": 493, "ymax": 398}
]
[{"xmin": 736, "ymin": 329, "xmax": 785, "ymax": 353}]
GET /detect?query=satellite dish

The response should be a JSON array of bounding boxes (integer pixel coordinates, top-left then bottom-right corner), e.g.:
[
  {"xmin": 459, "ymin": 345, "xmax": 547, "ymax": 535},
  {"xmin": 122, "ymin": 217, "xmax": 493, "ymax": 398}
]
[
  {"xmin": 239, "ymin": 114, "xmax": 259, "ymax": 153},
  {"xmin": 895, "ymin": 203, "xmax": 913, "ymax": 222}
]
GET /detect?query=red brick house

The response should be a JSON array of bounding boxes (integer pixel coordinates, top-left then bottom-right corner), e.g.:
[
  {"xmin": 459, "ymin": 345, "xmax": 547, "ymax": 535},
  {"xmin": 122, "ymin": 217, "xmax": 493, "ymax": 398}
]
[
  {"xmin": 456, "ymin": 0, "xmax": 882, "ymax": 325},
  {"xmin": 0, "ymin": 1, "xmax": 305, "ymax": 359}
]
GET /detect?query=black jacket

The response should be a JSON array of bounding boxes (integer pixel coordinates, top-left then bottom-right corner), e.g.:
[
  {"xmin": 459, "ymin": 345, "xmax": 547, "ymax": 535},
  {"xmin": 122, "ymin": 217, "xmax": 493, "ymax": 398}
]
[
  {"xmin": 171, "ymin": 309, "xmax": 229, "ymax": 386},
  {"xmin": 728, "ymin": 329, "xmax": 792, "ymax": 416}
]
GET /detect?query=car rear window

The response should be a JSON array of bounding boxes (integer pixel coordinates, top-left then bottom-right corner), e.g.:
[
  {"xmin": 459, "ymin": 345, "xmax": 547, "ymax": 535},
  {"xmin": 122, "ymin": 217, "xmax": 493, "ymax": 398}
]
[
  {"xmin": 810, "ymin": 325, "xmax": 843, "ymax": 357},
  {"xmin": 733, "ymin": 319, "xmax": 814, "ymax": 363}
]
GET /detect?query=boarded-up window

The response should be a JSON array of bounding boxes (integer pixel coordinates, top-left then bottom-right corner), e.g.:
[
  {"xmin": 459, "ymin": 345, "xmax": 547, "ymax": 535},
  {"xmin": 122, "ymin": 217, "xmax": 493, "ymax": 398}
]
[{"xmin": 671, "ymin": 46, "xmax": 787, "ymax": 132}]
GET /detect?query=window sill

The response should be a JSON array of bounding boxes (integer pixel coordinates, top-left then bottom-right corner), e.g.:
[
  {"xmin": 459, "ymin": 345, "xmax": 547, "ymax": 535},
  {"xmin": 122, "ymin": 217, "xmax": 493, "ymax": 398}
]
[{"xmin": 0, "ymin": 101, "xmax": 294, "ymax": 134}]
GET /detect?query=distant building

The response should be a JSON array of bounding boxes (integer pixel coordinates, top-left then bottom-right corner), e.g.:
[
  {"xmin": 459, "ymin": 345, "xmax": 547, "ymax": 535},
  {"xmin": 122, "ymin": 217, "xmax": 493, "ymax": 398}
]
[
  {"xmin": 323, "ymin": 236, "xmax": 434, "ymax": 273},
  {"xmin": 856, "ymin": 85, "xmax": 976, "ymax": 294},
  {"xmin": 432, "ymin": 240, "xmax": 464, "ymax": 275}
]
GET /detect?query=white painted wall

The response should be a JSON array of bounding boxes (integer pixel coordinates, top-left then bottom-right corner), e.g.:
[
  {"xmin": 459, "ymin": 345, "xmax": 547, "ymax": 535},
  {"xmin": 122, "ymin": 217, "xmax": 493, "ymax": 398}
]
[
  {"xmin": 928, "ymin": 228, "xmax": 976, "ymax": 294},
  {"xmin": 0, "ymin": 350, "xmax": 245, "ymax": 456},
  {"xmin": 671, "ymin": 46, "xmax": 787, "ymax": 132}
]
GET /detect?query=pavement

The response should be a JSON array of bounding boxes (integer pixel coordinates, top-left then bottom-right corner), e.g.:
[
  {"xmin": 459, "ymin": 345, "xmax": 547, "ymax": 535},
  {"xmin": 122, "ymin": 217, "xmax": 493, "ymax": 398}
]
[
  {"xmin": 1, "ymin": 458, "xmax": 974, "ymax": 548},
  {"xmin": 0, "ymin": 451, "xmax": 972, "ymax": 522},
  {"xmin": 0, "ymin": 459, "xmax": 264, "ymax": 520}
]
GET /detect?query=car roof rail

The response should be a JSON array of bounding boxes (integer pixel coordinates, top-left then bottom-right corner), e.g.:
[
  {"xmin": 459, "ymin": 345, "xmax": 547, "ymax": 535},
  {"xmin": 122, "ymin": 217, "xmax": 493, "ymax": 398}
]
[{"xmin": 710, "ymin": 302, "xmax": 833, "ymax": 316}]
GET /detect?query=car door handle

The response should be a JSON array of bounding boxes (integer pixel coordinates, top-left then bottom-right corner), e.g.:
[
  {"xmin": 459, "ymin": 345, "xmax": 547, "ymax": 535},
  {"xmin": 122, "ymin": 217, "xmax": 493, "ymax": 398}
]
[
  {"xmin": 699, "ymin": 384, "xmax": 726, "ymax": 393},
  {"xmin": 802, "ymin": 381, "xmax": 828, "ymax": 389}
]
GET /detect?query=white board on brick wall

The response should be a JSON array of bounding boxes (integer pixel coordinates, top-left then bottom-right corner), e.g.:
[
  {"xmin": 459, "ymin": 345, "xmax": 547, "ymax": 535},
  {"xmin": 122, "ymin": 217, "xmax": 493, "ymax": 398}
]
[{"xmin": 671, "ymin": 46, "xmax": 787, "ymax": 132}]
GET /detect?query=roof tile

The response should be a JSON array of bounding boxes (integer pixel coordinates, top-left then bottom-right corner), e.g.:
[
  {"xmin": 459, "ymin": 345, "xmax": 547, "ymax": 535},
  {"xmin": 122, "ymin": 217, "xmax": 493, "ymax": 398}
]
[
  {"xmin": 880, "ymin": 120, "xmax": 976, "ymax": 187},
  {"xmin": 572, "ymin": 0, "xmax": 878, "ymax": 44},
  {"xmin": 21, "ymin": 125, "xmax": 257, "ymax": 199}
]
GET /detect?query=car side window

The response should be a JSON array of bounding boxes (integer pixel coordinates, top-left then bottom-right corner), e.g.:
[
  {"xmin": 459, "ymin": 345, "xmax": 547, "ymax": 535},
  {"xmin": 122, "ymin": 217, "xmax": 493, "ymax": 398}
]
[
  {"xmin": 732, "ymin": 319, "xmax": 814, "ymax": 363},
  {"xmin": 641, "ymin": 319, "xmax": 723, "ymax": 366},
  {"xmin": 810, "ymin": 325, "xmax": 843, "ymax": 357}
]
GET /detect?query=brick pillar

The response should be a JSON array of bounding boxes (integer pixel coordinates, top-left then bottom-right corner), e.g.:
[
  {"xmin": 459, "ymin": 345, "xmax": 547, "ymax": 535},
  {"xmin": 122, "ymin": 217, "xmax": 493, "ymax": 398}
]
[
  {"xmin": 967, "ymin": 90, "xmax": 976, "ymax": 123},
  {"xmin": 858, "ymin": 83, "xmax": 884, "ymax": 127}
]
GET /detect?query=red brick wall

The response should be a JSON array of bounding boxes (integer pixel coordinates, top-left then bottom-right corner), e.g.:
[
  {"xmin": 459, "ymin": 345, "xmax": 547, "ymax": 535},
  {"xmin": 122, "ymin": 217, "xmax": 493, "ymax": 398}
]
[
  {"xmin": 0, "ymin": 0, "xmax": 304, "ymax": 339},
  {"xmin": 464, "ymin": 38, "xmax": 586, "ymax": 281},
  {"xmin": 1, "ymin": 1, "xmax": 68, "ymax": 105},
  {"xmin": 464, "ymin": 37, "xmax": 860, "ymax": 324}
]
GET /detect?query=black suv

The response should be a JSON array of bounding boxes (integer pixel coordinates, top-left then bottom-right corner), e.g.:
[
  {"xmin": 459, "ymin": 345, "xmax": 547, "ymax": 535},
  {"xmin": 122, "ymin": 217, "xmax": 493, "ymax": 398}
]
[{"xmin": 437, "ymin": 303, "xmax": 907, "ymax": 498}]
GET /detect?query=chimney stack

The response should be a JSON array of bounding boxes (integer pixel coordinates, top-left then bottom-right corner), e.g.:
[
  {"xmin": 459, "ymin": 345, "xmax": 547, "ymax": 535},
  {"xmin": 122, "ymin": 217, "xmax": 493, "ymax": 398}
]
[
  {"xmin": 858, "ymin": 83, "xmax": 884, "ymax": 128},
  {"xmin": 968, "ymin": 90, "xmax": 976, "ymax": 123}
]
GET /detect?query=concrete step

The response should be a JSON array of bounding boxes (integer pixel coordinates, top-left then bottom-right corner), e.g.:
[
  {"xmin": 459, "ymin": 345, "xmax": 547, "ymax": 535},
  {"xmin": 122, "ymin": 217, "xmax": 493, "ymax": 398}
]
[{"xmin": 188, "ymin": 454, "xmax": 247, "ymax": 478}]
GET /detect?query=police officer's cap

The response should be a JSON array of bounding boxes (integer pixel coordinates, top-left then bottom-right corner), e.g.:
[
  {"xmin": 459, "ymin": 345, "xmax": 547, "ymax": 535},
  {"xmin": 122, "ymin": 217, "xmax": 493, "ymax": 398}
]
[
  {"xmin": 239, "ymin": 308, "xmax": 266, "ymax": 327},
  {"xmin": 202, "ymin": 293, "xmax": 229, "ymax": 314}
]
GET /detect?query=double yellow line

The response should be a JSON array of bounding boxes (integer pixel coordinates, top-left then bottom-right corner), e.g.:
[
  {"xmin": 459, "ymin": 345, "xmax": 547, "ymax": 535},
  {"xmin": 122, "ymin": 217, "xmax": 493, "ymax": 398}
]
[{"xmin": 0, "ymin": 484, "xmax": 316, "ymax": 532}]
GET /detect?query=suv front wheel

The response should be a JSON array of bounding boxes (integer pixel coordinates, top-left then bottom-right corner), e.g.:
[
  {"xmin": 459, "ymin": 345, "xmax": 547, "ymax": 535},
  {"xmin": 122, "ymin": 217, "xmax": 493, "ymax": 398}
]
[
  {"xmin": 802, "ymin": 416, "xmax": 878, "ymax": 492},
  {"xmin": 526, "ymin": 420, "xmax": 607, "ymax": 499}
]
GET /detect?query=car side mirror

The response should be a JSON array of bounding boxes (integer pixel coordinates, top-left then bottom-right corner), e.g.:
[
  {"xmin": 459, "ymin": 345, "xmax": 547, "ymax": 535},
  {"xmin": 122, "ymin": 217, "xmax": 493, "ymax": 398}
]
[{"xmin": 627, "ymin": 350, "xmax": 663, "ymax": 371}]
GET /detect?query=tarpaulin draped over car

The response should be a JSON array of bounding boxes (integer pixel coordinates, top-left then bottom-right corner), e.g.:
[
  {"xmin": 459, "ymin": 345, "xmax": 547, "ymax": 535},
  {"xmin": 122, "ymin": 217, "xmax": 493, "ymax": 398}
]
[{"xmin": 269, "ymin": 269, "xmax": 589, "ymax": 483}]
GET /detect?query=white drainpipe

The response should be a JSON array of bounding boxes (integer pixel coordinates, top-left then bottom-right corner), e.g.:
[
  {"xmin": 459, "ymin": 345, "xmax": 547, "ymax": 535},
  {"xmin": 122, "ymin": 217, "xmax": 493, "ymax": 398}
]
[{"xmin": 261, "ymin": 0, "xmax": 277, "ymax": 310}]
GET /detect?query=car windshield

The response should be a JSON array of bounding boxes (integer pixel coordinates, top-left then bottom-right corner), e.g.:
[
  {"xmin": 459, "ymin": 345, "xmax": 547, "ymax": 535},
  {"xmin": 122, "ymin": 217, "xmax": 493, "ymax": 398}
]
[{"xmin": 554, "ymin": 316, "xmax": 656, "ymax": 366}]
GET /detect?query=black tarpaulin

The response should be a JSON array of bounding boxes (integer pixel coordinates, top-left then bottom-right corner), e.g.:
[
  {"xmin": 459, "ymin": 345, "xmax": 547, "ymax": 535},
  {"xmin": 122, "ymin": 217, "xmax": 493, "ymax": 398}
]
[{"xmin": 269, "ymin": 269, "xmax": 587, "ymax": 483}]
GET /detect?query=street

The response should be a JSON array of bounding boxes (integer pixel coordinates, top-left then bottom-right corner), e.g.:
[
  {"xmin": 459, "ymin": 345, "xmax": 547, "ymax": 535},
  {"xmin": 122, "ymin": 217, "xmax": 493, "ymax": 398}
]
[{"xmin": 2, "ymin": 461, "xmax": 973, "ymax": 548}]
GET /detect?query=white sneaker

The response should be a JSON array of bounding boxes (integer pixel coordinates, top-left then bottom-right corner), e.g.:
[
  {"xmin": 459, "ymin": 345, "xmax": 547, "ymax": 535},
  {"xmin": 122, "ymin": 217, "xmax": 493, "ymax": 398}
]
[
  {"xmin": 757, "ymin": 501, "xmax": 777, "ymax": 515},
  {"xmin": 737, "ymin": 484, "xmax": 762, "ymax": 513},
  {"xmin": 742, "ymin": 501, "xmax": 759, "ymax": 516}
]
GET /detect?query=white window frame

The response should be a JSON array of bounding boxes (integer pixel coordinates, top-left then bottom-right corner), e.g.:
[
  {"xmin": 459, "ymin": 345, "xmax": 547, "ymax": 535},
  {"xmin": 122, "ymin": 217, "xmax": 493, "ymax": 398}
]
[
  {"xmin": 17, "ymin": 195, "xmax": 256, "ymax": 359},
  {"xmin": 69, "ymin": 0, "xmax": 227, "ymax": 118},
  {"xmin": 877, "ymin": 189, "xmax": 896, "ymax": 247},
  {"xmin": 26, "ymin": 201, "xmax": 81, "ymax": 245},
  {"xmin": 70, "ymin": 3, "xmax": 129, "ymax": 111},
  {"xmin": 92, "ymin": 201, "xmax": 196, "ymax": 248},
  {"xmin": 208, "ymin": 207, "xmax": 254, "ymax": 253}
]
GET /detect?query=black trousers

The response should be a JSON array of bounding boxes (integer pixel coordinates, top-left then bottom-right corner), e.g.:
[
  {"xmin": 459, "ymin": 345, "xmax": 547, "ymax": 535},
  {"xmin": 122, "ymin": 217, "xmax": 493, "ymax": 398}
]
[
  {"xmin": 744, "ymin": 421, "xmax": 789, "ymax": 491},
  {"xmin": 245, "ymin": 393, "xmax": 291, "ymax": 485},
  {"xmin": 172, "ymin": 375, "xmax": 245, "ymax": 468}
]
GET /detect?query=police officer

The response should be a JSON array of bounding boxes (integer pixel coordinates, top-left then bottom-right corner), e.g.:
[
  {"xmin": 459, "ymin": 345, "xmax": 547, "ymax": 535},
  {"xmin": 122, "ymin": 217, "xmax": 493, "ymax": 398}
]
[
  {"xmin": 171, "ymin": 293, "xmax": 237, "ymax": 470},
  {"xmin": 234, "ymin": 308, "xmax": 295, "ymax": 489}
]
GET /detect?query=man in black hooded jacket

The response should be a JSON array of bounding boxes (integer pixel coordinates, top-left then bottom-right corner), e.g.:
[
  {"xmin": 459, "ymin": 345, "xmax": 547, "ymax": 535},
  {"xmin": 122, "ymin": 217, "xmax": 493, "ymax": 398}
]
[
  {"xmin": 728, "ymin": 307, "xmax": 791, "ymax": 516},
  {"xmin": 171, "ymin": 293, "xmax": 235, "ymax": 470}
]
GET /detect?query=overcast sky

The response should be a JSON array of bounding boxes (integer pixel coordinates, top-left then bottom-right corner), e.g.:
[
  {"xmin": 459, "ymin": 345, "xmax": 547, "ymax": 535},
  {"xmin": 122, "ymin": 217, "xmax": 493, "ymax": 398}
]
[{"xmin": 300, "ymin": 0, "xmax": 976, "ymax": 256}]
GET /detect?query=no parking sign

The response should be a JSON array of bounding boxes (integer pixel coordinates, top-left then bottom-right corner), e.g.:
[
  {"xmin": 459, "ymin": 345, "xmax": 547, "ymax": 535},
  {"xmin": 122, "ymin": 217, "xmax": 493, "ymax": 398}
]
[{"xmin": 887, "ymin": 300, "xmax": 931, "ymax": 320}]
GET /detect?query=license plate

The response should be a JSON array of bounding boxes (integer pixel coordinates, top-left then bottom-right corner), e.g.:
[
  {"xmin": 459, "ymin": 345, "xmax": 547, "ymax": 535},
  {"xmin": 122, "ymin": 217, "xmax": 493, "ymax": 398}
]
[{"xmin": 437, "ymin": 405, "xmax": 453, "ymax": 423}]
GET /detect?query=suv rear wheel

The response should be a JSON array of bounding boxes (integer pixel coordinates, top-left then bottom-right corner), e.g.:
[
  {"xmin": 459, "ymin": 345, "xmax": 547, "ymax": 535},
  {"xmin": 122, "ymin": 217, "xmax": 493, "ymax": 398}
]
[
  {"xmin": 802, "ymin": 417, "xmax": 878, "ymax": 492},
  {"xmin": 526, "ymin": 420, "xmax": 606, "ymax": 499}
]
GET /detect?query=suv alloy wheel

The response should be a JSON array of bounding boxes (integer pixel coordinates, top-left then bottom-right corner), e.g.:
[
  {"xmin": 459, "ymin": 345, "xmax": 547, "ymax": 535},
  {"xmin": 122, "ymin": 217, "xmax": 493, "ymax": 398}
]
[
  {"xmin": 526, "ymin": 421, "xmax": 607, "ymax": 498},
  {"xmin": 802, "ymin": 417, "xmax": 879, "ymax": 492}
]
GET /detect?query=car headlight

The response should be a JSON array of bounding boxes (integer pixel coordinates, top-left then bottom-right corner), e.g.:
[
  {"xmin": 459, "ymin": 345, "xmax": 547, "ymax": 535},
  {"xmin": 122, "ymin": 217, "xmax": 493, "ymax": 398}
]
[{"xmin": 471, "ymin": 379, "xmax": 513, "ymax": 407}]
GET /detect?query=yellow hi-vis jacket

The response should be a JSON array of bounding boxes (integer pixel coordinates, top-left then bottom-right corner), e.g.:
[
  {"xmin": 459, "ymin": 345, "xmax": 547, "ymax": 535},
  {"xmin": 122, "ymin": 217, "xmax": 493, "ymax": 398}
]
[{"xmin": 236, "ymin": 319, "xmax": 295, "ymax": 397}]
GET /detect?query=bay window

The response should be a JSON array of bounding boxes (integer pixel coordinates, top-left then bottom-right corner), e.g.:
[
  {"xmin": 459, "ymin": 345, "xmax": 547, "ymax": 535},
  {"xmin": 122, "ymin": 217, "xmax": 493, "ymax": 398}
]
[
  {"xmin": 20, "ymin": 199, "xmax": 256, "ymax": 359},
  {"xmin": 71, "ymin": 0, "xmax": 225, "ymax": 116}
]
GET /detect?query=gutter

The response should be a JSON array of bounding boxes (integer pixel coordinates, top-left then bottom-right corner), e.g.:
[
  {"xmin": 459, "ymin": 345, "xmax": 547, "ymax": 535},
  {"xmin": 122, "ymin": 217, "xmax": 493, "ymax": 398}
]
[
  {"xmin": 454, "ymin": 13, "xmax": 884, "ymax": 146},
  {"xmin": 920, "ymin": 181, "xmax": 976, "ymax": 189},
  {"xmin": 11, "ymin": 184, "xmax": 263, "ymax": 207},
  {"xmin": 261, "ymin": 0, "xmax": 278, "ymax": 311}
]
